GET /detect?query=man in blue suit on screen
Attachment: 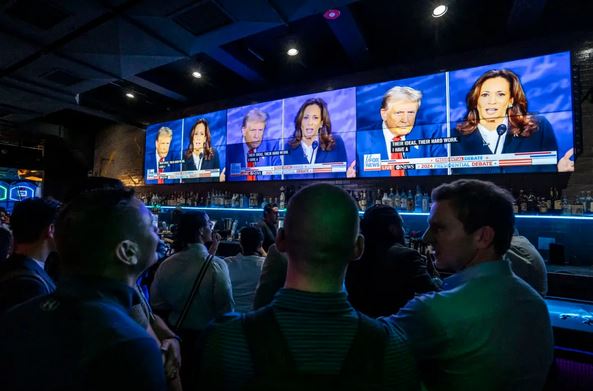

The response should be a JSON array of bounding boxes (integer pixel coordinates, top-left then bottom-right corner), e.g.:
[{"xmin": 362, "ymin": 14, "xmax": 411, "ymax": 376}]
[
  {"xmin": 226, "ymin": 109, "xmax": 277, "ymax": 182},
  {"xmin": 357, "ymin": 86, "xmax": 447, "ymax": 177},
  {"xmin": 146, "ymin": 126, "xmax": 179, "ymax": 184}
]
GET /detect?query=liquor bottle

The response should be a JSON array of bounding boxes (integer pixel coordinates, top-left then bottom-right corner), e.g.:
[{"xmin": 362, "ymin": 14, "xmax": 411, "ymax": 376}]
[
  {"xmin": 512, "ymin": 197, "xmax": 519, "ymax": 214},
  {"xmin": 393, "ymin": 189, "xmax": 401, "ymax": 211},
  {"xmin": 518, "ymin": 190, "xmax": 528, "ymax": 214},
  {"xmin": 527, "ymin": 190, "xmax": 537, "ymax": 213},
  {"xmin": 382, "ymin": 189, "xmax": 392, "ymax": 207},
  {"xmin": 545, "ymin": 187, "xmax": 553, "ymax": 211},
  {"xmin": 360, "ymin": 190, "xmax": 367, "ymax": 211},
  {"xmin": 561, "ymin": 191, "xmax": 570, "ymax": 215},
  {"xmin": 422, "ymin": 193, "xmax": 429, "ymax": 213},
  {"xmin": 406, "ymin": 190, "xmax": 414, "ymax": 211},
  {"xmin": 415, "ymin": 186, "xmax": 422, "ymax": 212},
  {"xmin": 553, "ymin": 188, "xmax": 563, "ymax": 214},
  {"xmin": 538, "ymin": 197, "xmax": 548, "ymax": 214},
  {"xmin": 400, "ymin": 190, "xmax": 407, "ymax": 211},
  {"xmin": 279, "ymin": 186, "xmax": 286, "ymax": 209},
  {"xmin": 574, "ymin": 192, "xmax": 584, "ymax": 215}
]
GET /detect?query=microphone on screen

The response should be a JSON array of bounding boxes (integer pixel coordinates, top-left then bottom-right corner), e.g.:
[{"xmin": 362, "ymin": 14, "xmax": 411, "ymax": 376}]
[
  {"xmin": 496, "ymin": 124, "xmax": 507, "ymax": 136},
  {"xmin": 493, "ymin": 124, "xmax": 507, "ymax": 153},
  {"xmin": 304, "ymin": 141, "xmax": 319, "ymax": 164}
]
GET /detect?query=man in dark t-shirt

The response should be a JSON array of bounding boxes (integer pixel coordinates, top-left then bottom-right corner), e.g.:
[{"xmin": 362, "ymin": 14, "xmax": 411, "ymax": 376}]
[{"xmin": 0, "ymin": 188, "xmax": 166, "ymax": 390}]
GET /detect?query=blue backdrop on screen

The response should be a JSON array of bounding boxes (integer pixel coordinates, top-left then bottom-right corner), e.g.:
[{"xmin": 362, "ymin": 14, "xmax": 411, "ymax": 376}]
[
  {"xmin": 181, "ymin": 110, "xmax": 227, "ymax": 181},
  {"xmin": 145, "ymin": 119, "xmax": 183, "ymax": 184},
  {"xmin": 282, "ymin": 87, "xmax": 356, "ymax": 169},
  {"xmin": 144, "ymin": 51, "xmax": 576, "ymax": 184},
  {"xmin": 356, "ymin": 73, "xmax": 448, "ymax": 129},
  {"xmin": 449, "ymin": 52, "xmax": 573, "ymax": 160}
]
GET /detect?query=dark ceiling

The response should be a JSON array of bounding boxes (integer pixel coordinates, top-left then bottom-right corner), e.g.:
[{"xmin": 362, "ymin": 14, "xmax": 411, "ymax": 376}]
[{"xmin": 0, "ymin": 0, "xmax": 592, "ymax": 130}]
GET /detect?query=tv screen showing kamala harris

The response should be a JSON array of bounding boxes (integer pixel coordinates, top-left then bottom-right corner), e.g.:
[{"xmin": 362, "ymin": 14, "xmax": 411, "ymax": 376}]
[{"xmin": 144, "ymin": 51, "xmax": 575, "ymax": 184}]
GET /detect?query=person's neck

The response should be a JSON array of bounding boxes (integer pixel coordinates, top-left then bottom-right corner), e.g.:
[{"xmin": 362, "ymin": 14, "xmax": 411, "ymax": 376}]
[
  {"xmin": 95, "ymin": 268, "xmax": 139, "ymax": 288},
  {"xmin": 193, "ymin": 149, "xmax": 204, "ymax": 157},
  {"xmin": 480, "ymin": 118, "xmax": 505, "ymax": 131},
  {"xmin": 13, "ymin": 242, "xmax": 49, "ymax": 264},
  {"xmin": 284, "ymin": 265, "xmax": 345, "ymax": 293},
  {"xmin": 302, "ymin": 136, "xmax": 318, "ymax": 147},
  {"xmin": 457, "ymin": 248, "xmax": 500, "ymax": 271},
  {"xmin": 387, "ymin": 128, "xmax": 409, "ymax": 138}
]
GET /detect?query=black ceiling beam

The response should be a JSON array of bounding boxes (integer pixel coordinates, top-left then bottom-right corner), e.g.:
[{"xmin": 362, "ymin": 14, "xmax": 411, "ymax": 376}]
[
  {"xmin": 0, "ymin": 79, "xmax": 135, "ymax": 125},
  {"xmin": 0, "ymin": 24, "xmax": 189, "ymax": 104},
  {"xmin": 0, "ymin": 0, "xmax": 143, "ymax": 79},
  {"xmin": 325, "ymin": 6, "xmax": 370, "ymax": 66},
  {"xmin": 507, "ymin": 0, "xmax": 548, "ymax": 33},
  {"xmin": 206, "ymin": 47, "xmax": 266, "ymax": 84}
]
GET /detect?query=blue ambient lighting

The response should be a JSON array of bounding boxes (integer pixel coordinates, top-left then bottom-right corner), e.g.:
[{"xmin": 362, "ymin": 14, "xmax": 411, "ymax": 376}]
[{"xmin": 155, "ymin": 206, "xmax": 593, "ymax": 221}]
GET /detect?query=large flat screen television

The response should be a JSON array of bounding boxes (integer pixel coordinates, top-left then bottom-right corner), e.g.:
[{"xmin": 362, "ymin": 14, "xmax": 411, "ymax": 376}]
[{"xmin": 144, "ymin": 51, "xmax": 574, "ymax": 184}]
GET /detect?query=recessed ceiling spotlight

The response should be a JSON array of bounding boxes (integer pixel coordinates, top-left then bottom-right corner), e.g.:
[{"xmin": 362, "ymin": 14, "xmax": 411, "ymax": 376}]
[
  {"xmin": 287, "ymin": 48, "xmax": 299, "ymax": 56},
  {"xmin": 432, "ymin": 4, "xmax": 448, "ymax": 18},
  {"xmin": 125, "ymin": 92, "xmax": 135, "ymax": 99},
  {"xmin": 192, "ymin": 71, "xmax": 202, "ymax": 79},
  {"xmin": 323, "ymin": 9, "xmax": 341, "ymax": 20}
]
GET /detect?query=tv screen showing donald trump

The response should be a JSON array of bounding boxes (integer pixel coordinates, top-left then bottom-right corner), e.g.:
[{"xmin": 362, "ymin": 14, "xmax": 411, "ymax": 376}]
[{"xmin": 144, "ymin": 51, "xmax": 575, "ymax": 184}]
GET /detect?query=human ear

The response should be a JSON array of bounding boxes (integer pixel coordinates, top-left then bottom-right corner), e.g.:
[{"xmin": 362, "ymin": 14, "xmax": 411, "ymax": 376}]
[
  {"xmin": 275, "ymin": 227, "xmax": 287, "ymax": 253},
  {"xmin": 115, "ymin": 240, "xmax": 140, "ymax": 266},
  {"xmin": 475, "ymin": 226, "xmax": 495, "ymax": 250},
  {"xmin": 353, "ymin": 234, "xmax": 365, "ymax": 261}
]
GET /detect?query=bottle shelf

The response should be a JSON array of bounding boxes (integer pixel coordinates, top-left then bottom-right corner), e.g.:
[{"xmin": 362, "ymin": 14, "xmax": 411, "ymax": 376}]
[{"xmin": 150, "ymin": 205, "xmax": 593, "ymax": 221}]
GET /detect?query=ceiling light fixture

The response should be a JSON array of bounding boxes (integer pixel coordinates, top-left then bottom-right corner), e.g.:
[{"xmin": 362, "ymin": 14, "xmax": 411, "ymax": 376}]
[
  {"xmin": 192, "ymin": 71, "xmax": 202, "ymax": 79},
  {"xmin": 125, "ymin": 92, "xmax": 135, "ymax": 99},
  {"xmin": 287, "ymin": 48, "xmax": 299, "ymax": 57},
  {"xmin": 432, "ymin": 4, "xmax": 448, "ymax": 18},
  {"xmin": 323, "ymin": 9, "xmax": 341, "ymax": 20}
]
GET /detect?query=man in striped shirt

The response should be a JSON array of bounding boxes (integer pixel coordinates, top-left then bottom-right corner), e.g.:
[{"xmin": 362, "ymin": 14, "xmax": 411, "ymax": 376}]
[{"xmin": 197, "ymin": 183, "xmax": 419, "ymax": 390}]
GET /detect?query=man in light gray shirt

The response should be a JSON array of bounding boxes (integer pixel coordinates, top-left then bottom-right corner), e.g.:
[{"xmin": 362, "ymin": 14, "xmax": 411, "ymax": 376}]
[
  {"xmin": 225, "ymin": 227, "xmax": 265, "ymax": 312},
  {"xmin": 504, "ymin": 230, "xmax": 548, "ymax": 296}
]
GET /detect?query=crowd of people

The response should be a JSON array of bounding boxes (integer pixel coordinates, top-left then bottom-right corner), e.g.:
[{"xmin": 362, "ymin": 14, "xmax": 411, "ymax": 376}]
[{"xmin": 0, "ymin": 178, "xmax": 555, "ymax": 390}]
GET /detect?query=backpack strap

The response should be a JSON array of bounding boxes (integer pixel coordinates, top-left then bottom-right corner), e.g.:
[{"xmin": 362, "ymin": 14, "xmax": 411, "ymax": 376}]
[
  {"xmin": 242, "ymin": 306, "xmax": 295, "ymax": 376},
  {"xmin": 340, "ymin": 311, "xmax": 386, "ymax": 380},
  {"xmin": 174, "ymin": 253, "xmax": 213, "ymax": 330}
]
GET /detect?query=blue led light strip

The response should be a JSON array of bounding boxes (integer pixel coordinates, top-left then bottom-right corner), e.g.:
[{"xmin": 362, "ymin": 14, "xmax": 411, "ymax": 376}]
[{"xmin": 155, "ymin": 206, "xmax": 593, "ymax": 221}]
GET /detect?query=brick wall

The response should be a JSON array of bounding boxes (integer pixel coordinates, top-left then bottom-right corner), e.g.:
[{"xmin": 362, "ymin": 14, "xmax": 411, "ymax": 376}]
[{"xmin": 93, "ymin": 124, "xmax": 145, "ymax": 187}]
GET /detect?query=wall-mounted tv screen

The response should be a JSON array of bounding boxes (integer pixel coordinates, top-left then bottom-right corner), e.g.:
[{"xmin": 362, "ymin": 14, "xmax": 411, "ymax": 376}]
[{"xmin": 144, "ymin": 51, "xmax": 574, "ymax": 184}]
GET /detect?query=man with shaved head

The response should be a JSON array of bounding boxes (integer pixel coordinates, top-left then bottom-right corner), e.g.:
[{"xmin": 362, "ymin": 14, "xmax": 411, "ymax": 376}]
[{"xmin": 198, "ymin": 183, "xmax": 418, "ymax": 390}]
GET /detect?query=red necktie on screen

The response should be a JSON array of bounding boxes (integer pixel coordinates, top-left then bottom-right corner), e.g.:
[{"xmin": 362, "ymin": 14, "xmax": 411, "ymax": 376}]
[
  {"xmin": 157, "ymin": 157, "xmax": 164, "ymax": 184},
  {"xmin": 390, "ymin": 136, "xmax": 405, "ymax": 177},
  {"xmin": 247, "ymin": 148, "xmax": 256, "ymax": 181}
]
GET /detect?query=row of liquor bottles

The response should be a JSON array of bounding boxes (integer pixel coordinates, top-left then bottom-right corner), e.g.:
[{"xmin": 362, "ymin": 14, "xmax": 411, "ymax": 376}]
[
  {"xmin": 138, "ymin": 189, "xmax": 288, "ymax": 210},
  {"xmin": 137, "ymin": 186, "xmax": 593, "ymax": 216}
]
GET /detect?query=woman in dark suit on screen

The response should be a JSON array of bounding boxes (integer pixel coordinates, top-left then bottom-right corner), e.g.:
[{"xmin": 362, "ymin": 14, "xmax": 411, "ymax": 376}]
[
  {"xmin": 182, "ymin": 119, "xmax": 223, "ymax": 182},
  {"xmin": 451, "ymin": 69, "xmax": 573, "ymax": 173},
  {"xmin": 282, "ymin": 98, "xmax": 352, "ymax": 179}
]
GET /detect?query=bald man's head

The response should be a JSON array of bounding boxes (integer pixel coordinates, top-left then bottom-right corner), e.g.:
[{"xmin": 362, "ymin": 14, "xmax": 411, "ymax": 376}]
[{"xmin": 281, "ymin": 184, "xmax": 362, "ymax": 274}]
